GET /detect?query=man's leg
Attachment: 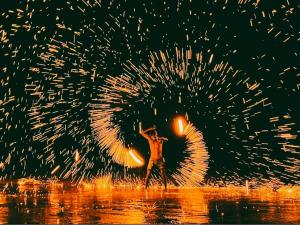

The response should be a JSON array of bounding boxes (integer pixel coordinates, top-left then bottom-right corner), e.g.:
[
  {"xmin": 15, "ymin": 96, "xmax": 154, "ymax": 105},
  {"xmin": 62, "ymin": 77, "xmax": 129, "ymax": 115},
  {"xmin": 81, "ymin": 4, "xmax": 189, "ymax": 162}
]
[
  {"xmin": 159, "ymin": 160, "xmax": 167, "ymax": 190},
  {"xmin": 145, "ymin": 160, "xmax": 153, "ymax": 189}
]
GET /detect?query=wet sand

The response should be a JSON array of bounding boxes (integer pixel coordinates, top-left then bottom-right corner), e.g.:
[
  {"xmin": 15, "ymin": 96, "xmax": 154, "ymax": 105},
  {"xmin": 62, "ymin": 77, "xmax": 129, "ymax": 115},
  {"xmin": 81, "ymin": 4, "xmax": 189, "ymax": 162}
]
[{"xmin": 0, "ymin": 181, "xmax": 299, "ymax": 224}]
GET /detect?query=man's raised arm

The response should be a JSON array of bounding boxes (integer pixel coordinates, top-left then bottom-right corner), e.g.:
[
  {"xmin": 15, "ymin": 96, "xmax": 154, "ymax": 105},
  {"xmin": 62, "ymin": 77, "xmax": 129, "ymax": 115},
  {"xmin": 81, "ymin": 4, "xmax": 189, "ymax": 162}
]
[{"xmin": 139, "ymin": 126, "xmax": 156, "ymax": 139}]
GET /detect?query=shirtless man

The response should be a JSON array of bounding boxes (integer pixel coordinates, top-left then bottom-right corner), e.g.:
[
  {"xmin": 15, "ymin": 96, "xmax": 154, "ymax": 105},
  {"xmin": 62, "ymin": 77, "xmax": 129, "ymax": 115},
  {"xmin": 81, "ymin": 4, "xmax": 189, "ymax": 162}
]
[{"xmin": 140, "ymin": 125, "xmax": 168, "ymax": 190}]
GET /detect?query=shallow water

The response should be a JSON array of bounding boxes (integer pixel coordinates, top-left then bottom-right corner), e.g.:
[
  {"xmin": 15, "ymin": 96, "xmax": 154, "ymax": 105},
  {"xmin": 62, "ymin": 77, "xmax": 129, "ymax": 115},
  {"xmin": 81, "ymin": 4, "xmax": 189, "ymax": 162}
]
[{"xmin": 0, "ymin": 181, "xmax": 299, "ymax": 224}]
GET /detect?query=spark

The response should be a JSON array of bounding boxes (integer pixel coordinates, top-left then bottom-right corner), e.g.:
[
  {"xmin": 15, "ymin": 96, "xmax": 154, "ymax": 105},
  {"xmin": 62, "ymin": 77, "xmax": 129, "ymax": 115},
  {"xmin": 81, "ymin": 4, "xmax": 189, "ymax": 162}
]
[
  {"xmin": 51, "ymin": 166, "xmax": 60, "ymax": 175},
  {"xmin": 75, "ymin": 150, "xmax": 80, "ymax": 162}
]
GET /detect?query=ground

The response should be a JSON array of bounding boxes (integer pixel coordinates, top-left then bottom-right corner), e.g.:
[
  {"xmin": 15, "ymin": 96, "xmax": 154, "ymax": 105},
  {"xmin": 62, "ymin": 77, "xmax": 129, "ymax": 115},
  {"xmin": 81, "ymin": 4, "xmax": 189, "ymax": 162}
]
[{"xmin": 0, "ymin": 180, "xmax": 299, "ymax": 224}]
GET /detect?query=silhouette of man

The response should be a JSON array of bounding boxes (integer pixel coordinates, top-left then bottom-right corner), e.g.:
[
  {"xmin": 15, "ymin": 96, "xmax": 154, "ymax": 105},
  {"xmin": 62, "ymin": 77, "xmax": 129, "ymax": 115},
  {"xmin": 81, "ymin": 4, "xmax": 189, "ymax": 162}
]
[{"xmin": 140, "ymin": 125, "xmax": 168, "ymax": 190}]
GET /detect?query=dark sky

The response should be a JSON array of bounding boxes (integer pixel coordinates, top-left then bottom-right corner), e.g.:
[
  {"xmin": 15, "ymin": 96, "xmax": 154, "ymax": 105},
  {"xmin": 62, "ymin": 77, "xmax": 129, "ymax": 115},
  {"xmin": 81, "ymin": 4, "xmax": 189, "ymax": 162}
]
[{"xmin": 0, "ymin": 0, "xmax": 299, "ymax": 185}]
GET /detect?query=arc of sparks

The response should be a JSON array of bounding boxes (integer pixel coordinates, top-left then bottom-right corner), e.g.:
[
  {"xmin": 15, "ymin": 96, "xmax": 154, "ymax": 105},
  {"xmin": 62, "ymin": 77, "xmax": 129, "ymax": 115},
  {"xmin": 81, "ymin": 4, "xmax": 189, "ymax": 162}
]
[
  {"xmin": 90, "ymin": 48, "xmax": 211, "ymax": 185},
  {"xmin": 171, "ymin": 116, "xmax": 209, "ymax": 185}
]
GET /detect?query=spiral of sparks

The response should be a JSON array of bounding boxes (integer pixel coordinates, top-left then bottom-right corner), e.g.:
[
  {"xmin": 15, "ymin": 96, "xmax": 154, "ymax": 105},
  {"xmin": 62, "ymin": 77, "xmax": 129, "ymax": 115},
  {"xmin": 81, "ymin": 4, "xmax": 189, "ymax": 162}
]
[
  {"xmin": 0, "ymin": 0, "xmax": 299, "ymax": 185},
  {"xmin": 90, "ymin": 66, "xmax": 209, "ymax": 184},
  {"xmin": 90, "ymin": 47, "xmax": 300, "ymax": 185}
]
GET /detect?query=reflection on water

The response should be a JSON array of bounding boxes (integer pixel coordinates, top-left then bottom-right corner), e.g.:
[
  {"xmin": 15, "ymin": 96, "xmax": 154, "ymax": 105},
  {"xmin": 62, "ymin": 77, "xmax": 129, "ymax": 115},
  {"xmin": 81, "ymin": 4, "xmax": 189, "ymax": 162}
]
[{"xmin": 0, "ymin": 180, "xmax": 299, "ymax": 224}]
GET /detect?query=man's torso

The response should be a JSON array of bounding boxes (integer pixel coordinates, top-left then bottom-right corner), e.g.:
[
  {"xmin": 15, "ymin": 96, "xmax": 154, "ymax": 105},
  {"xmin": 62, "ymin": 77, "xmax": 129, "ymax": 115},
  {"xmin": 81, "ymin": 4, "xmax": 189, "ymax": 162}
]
[{"xmin": 148, "ymin": 139, "xmax": 163, "ymax": 160}]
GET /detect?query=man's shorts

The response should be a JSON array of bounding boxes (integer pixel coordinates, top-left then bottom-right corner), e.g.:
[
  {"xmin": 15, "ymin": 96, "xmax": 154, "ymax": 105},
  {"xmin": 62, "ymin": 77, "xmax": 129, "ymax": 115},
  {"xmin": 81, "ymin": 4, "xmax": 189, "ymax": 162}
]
[{"xmin": 147, "ymin": 158, "xmax": 165, "ymax": 171}]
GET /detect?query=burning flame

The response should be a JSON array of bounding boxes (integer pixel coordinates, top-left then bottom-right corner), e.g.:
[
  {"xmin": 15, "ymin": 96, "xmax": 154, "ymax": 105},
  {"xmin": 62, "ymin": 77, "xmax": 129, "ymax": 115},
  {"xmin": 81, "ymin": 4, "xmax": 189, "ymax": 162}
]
[
  {"xmin": 174, "ymin": 116, "xmax": 188, "ymax": 136},
  {"xmin": 178, "ymin": 118, "xmax": 184, "ymax": 134},
  {"xmin": 129, "ymin": 148, "xmax": 144, "ymax": 166}
]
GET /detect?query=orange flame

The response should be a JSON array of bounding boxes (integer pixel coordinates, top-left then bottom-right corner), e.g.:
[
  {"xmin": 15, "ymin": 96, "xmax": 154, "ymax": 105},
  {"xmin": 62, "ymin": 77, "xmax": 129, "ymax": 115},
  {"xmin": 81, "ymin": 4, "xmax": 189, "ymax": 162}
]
[
  {"xmin": 173, "ymin": 116, "xmax": 188, "ymax": 136},
  {"xmin": 129, "ymin": 148, "xmax": 144, "ymax": 166}
]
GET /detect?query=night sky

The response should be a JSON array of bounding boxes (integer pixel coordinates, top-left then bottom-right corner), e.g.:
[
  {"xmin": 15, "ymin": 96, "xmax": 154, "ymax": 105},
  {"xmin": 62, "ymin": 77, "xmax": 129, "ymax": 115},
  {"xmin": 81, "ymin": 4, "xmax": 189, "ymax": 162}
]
[{"xmin": 0, "ymin": 0, "xmax": 299, "ymax": 185}]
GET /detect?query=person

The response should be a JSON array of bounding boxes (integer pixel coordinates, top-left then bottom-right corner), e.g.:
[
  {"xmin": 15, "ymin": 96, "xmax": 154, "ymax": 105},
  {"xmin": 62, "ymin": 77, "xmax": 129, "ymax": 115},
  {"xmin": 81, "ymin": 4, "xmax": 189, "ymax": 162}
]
[{"xmin": 140, "ymin": 125, "xmax": 168, "ymax": 190}]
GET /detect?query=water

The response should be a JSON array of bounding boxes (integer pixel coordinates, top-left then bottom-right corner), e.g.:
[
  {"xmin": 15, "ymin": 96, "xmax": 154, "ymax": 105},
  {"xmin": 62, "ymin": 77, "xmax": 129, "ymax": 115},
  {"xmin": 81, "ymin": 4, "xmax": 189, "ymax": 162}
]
[{"xmin": 0, "ymin": 181, "xmax": 299, "ymax": 224}]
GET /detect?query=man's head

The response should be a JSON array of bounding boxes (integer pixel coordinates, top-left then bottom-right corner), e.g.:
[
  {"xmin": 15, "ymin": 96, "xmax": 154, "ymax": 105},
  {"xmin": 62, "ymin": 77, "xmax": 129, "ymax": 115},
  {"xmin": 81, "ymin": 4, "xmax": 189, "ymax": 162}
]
[{"xmin": 148, "ymin": 129, "xmax": 158, "ymax": 141}]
